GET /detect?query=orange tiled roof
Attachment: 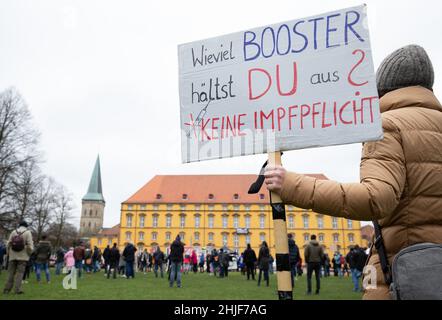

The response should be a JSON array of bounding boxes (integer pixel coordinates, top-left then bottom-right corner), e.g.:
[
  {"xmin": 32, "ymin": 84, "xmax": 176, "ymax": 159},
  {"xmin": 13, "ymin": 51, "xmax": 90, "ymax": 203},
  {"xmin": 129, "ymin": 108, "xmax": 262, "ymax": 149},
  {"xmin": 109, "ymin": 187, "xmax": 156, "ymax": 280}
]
[
  {"xmin": 123, "ymin": 174, "xmax": 328, "ymax": 204},
  {"xmin": 98, "ymin": 224, "xmax": 120, "ymax": 236}
]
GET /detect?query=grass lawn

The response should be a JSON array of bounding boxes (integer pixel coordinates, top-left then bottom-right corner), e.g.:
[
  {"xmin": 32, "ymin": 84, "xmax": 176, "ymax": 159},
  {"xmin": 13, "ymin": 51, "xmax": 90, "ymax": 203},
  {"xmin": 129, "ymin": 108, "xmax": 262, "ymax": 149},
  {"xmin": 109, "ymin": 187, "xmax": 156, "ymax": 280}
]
[{"xmin": 0, "ymin": 269, "xmax": 363, "ymax": 300}]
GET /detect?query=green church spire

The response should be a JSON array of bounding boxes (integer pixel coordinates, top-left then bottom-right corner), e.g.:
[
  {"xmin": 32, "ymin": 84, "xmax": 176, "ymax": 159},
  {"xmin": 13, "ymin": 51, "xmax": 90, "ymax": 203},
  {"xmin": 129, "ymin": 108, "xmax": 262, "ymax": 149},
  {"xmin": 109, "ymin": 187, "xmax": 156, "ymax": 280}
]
[{"xmin": 82, "ymin": 155, "xmax": 105, "ymax": 202}]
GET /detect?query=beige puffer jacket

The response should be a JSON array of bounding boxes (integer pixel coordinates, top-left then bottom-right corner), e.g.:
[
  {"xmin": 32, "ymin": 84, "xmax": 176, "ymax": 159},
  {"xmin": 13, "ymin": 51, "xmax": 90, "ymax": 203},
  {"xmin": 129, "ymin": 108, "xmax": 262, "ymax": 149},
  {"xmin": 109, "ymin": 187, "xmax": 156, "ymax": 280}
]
[
  {"xmin": 7, "ymin": 226, "xmax": 34, "ymax": 261},
  {"xmin": 280, "ymin": 86, "xmax": 442, "ymax": 299}
]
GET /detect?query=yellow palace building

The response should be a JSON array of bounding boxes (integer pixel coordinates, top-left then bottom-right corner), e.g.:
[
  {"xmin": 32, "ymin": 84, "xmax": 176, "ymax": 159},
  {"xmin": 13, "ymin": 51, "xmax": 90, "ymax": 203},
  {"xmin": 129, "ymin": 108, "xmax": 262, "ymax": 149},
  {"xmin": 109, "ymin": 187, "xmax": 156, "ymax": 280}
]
[{"xmin": 91, "ymin": 174, "xmax": 363, "ymax": 257}]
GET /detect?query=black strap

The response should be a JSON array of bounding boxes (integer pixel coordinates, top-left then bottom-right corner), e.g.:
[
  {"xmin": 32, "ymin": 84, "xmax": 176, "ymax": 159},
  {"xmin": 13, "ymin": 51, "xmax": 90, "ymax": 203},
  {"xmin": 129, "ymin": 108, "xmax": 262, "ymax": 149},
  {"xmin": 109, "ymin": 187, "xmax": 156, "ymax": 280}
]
[
  {"xmin": 247, "ymin": 160, "xmax": 268, "ymax": 194},
  {"xmin": 373, "ymin": 220, "xmax": 392, "ymax": 285},
  {"xmin": 248, "ymin": 152, "xmax": 283, "ymax": 194}
]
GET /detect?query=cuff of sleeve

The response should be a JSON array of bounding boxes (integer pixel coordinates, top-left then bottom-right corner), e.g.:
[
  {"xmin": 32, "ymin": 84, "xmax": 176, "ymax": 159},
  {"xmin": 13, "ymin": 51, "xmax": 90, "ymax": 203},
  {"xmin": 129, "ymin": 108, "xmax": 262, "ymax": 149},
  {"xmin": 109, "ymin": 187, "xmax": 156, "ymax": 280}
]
[{"xmin": 281, "ymin": 172, "xmax": 316, "ymax": 209}]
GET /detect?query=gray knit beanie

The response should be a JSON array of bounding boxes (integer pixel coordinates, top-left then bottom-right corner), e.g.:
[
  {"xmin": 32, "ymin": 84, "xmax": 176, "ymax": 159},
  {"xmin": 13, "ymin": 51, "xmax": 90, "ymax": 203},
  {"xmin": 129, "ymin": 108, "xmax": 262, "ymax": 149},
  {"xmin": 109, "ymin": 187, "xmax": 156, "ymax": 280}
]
[{"xmin": 376, "ymin": 44, "xmax": 434, "ymax": 97}]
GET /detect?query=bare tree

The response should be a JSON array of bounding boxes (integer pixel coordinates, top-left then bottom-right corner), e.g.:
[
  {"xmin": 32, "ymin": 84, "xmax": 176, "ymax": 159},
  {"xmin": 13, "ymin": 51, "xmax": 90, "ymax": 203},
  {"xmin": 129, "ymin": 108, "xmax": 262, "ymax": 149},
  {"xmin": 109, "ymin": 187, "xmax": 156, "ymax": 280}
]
[
  {"xmin": 31, "ymin": 176, "xmax": 57, "ymax": 241},
  {"xmin": 0, "ymin": 87, "xmax": 40, "ymax": 233},
  {"xmin": 52, "ymin": 185, "xmax": 75, "ymax": 247}
]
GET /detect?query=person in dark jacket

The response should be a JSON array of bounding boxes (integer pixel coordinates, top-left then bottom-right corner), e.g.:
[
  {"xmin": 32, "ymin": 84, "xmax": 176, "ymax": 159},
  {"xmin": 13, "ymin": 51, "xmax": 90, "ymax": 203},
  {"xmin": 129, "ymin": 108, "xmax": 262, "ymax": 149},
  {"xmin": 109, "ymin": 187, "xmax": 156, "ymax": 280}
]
[
  {"xmin": 122, "ymin": 242, "xmax": 137, "ymax": 279},
  {"xmin": 153, "ymin": 247, "xmax": 165, "ymax": 278},
  {"xmin": 169, "ymin": 235, "xmax": 184, "ymax": 288},
  {"xmin": 92, "ymin": 246, "xmax": 101, "ymax": 273},
  {"xmin": 288, "ymin": 233, "xmax": 300, "ymax": 288},
  {"xmin": 103, "ymin": 245, "xmax": 111, "ymax": 274},
  {"xmin": 34, "ymin": 234, "xmax": 52, "ymax": 283},
  {"xmin": 304, "ymin": 235, "xmax": 324, "ymax": 295},
  {"xmin": 0, "ymin": 241, "xmax": 6, "ymax": 275},
  {"xmin": 55, "ymin": 247, "xmax": 65, "ymax": 276},
  {"xmin": 243, "ymin": 243, "xmax": 257, "ymax": 280},
  {"xmin": 73, "ymin": 242, "xmax": 85, "ymax": 278},
  {"xmin": 219, "ymin": 249, "xmax": 230, "ymax": 278},
  {"xmin": 346, "ymin": 245, "xmax": 368, "ymax": 292},
  {"xmin": 107, "ymin": 243, "xmax": 120, "ymax": 279},
  {"xmin": 257, "ymin": 241, "xmax": 270, "ymax": 287}
]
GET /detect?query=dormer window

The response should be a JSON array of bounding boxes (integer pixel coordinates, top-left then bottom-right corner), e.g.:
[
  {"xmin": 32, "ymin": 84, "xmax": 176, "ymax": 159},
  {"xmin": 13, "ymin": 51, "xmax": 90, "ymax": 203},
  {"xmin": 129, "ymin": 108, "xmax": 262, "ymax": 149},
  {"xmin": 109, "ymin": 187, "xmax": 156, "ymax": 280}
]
[
  {"xmin": 182, "ymin": 194, "xmax": 188, "ymax": 200},
  {"xmin": 259, "ymin": 193, "xmax": 265, "ymax": 200},
  {"xmin": 156, "ymin": 194, "xmax": 162, "ymax": 200},
  {"xmin": 233, "ymin": 193, "xmax": 239, "ymax": 200},
  {"xmin": 208, "ymin": 193, "xmax": 214, "ymax": 200}
]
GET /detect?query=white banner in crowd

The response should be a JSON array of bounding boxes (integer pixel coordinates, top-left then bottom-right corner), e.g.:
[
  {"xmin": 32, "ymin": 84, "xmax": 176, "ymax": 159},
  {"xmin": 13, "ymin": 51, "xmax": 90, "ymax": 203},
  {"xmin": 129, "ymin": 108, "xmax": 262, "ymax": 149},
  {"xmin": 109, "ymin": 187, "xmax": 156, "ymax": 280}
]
[{"xmin": 178, "ymin": 4, "xmax": 382, "ymax": 163}]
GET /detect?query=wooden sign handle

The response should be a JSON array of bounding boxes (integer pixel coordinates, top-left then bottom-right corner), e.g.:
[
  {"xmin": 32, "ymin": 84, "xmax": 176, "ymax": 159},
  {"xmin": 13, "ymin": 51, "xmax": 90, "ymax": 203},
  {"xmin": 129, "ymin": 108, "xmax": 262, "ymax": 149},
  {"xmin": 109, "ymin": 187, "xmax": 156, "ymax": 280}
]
[{"xmin": 268, "ymin": 151, "xmax": 293, "ymax": 300}]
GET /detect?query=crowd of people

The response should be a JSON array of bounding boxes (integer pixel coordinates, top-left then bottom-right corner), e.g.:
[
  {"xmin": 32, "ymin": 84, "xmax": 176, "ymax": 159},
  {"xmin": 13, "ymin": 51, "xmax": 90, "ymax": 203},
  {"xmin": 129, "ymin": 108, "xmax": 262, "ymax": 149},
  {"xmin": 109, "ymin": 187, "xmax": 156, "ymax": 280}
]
[{"xmin": 0, "ymin": 220, "xmax": 368, "ymax": 295}]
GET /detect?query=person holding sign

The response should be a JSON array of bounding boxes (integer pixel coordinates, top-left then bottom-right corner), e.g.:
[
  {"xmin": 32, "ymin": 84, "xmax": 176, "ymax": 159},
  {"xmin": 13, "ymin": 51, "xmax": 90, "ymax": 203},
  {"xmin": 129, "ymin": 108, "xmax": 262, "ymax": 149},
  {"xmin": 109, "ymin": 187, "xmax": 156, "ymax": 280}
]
[{"xmin": 264, "ymin": 45, "xmax": 442, "ymax": 300}]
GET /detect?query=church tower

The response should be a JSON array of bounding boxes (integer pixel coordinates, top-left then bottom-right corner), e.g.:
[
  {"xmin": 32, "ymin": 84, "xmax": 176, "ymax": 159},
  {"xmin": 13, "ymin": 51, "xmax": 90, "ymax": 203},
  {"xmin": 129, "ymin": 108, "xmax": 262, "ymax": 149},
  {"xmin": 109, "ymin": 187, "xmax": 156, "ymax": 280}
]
[{"xmin": 79, "ymin": 155, "xmax": 105, "ymax": 237}]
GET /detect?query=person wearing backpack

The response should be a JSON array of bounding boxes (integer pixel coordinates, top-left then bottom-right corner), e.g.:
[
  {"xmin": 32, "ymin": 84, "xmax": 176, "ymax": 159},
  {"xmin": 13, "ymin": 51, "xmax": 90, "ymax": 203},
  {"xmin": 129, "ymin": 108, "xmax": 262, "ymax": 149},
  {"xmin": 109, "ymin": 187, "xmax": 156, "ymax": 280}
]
[
  {"xmin": 34, "ymin": 234, "xmax": 52, "ymax": 284},
  {"xmin": 264, "ymin": 45, "xmax": 442, "ymax": 299},
  {"xmin": 3, "ymin": 220, "xmax": 34, "ymax": 295}
]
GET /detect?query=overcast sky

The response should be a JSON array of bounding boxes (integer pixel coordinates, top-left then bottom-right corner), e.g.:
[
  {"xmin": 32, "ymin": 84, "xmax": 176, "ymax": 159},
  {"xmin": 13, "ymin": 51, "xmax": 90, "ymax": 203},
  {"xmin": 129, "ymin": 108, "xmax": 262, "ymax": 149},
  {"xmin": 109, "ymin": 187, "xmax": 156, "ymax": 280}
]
[{"xmin": 1, "ymin": 0, "xmax": 441, "ymax": 228}]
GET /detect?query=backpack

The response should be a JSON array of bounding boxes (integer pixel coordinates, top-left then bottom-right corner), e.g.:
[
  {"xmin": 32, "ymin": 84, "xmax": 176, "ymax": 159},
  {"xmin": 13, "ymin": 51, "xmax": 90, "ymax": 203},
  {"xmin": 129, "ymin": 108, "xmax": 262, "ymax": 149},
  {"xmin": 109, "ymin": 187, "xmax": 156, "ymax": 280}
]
[
  {"xmin": 10, "ymin": 229, "xmax": 26, "ymax": 252},
  {"xmin": 374, "ymin": 221, "xmax": 442, "ymax": 300}
]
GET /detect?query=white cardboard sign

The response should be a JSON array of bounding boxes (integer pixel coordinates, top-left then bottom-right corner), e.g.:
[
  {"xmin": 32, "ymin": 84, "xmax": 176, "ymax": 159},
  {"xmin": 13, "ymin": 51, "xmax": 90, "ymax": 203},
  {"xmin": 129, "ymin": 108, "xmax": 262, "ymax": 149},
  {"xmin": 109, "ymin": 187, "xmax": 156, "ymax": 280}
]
[{"xmin": 178, "ymin": 4, "xmax": 382, "ymax": 163}]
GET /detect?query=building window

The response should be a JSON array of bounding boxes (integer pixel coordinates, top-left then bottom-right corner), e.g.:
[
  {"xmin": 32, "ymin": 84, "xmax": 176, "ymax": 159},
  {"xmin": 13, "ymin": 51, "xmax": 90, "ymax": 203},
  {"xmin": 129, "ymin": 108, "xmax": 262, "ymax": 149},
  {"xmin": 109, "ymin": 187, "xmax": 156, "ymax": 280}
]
[
  {"xmin": 95, "ymin": 210, "xmax": 98, "ymax": 216},
  {"xmin": 222, "ymin": 216, "xmax": 228, "ymax": 228},
  {"xmin": 194, "ymin": 232, "xmax": 200, "ymax": 241},
  {"xmin": 139, "ymin": 232, "xmax": 144, "ymax": 241},
  {"xmin": 333, "ymin": 233, "xmax": 339, "ymax": 243},
  {"xmin": 195, "ymin": 215, "xmax": 200, "ymax": 228},
  {"xmin": 303, "ymin": 215, "xmax": 309, "ymax": 229},
  {"xmin": 195, "ymin": 204, "xmax": 200, "ymax": 211},
  {"xmin": 288, "ymin": 215, "xmax": 294, "ymax": 229},
  {"xmin": 166, "ymin": 215, "xmax": 172, "ymax": 228},
  {"xmin": 152, "ymin": 215, "xmax": 159, "ymax": 228},
  {"xmin": 222, "ymin": 204, "xmax": 228, "ymax": 211},
  {"xmin": 245, "ymin": 235, "xmax": 251, "ymax": 245},
  {"xmin": 332, "ymin": 217, "xmax": 338, "ymax": 229},
  {"xmin": 98, "ymin": 239, "xmax": 102, "ymax": 246},
  {"xmin": 127, "ymin": 205, "xmax": 133, "ymax": 210},
  {"xmin": 319, "ymin": 233, "xmax": 324, "ymax": 242},
  {"xmin": 208, "ymin": 204, "xmax": 214, "ymax": 211},
  {"xmin": 126, "ymin": 215, "xmax": 132, "ymax": 227},
  {"xmin": 317, "ymin": 216, "xmax": 324, "ymax": 229},
  {"xmin": 233, "ymin": 193, "xmax": 239, "ymax": 200},
  {"xmin": 89, "ymin": 210, "xmax": 92, "ymax": 216},
  {"xmin": 180, "ymin": 215, "xmax": 186, "ymax": 228},
  {"xmin": 347, "ymin": 220, "xmax": 353, "ymax": 229},
  {"xmin": 260, "ymin": 204, "xmax": 265, "ymax": 211},
  {"xmin": 208, "ymin": 216, "xmax": 214, "ymax": 228},
  {"xmin": 208, "ymin": 193, "xmax": 214, "ymax": 200},
  {"xmin": 167, "ymin": 204, "xmax": 172, "ymax": 210},
  {"xmin": 245, "ymin": 205, "xmax": 250, "ymax": 211},
  {"xmin": 165, "ymin": 232, "xmax": 171, "ymax": 241},
  {"xmin": 152, "ymin": 232, "xmax": 157, "ymax": 241},
  {"xmin": 140, "ymin": 204, "xmax": 146, "ymax": 210},
  {"xmin": 245, "ymin": 216, "xmax": 251, "ymax": 229},
  {"xmin": 304, "ymin": 233, "xmax": 310, "ymax": 242},
  {"xmin": 233, "ymin": 216, "xmax": 239, "ymax": 228},
  {"xmin": 108, "ymin": 238, "xmax": 112, "ymax": 245},
  {"xmin": 182, "ymin": 194, "xmax": 188, "ymax": 200},
  {"xmin": 260, "ymin": 233, "xmax": 265, "ymax": 242},
  {"xmin": 234, "ymin": 204, "xmax": 239, "ymax": 211},
  {"xmin": 180, "ymin": 204, "xmax": 185, "ymax": 211},
  {"xmin": 348, "ymin": 233, "xmax": 354, "ymax": 242},
  {"xmin": 153, "ymin": 204, "xmax": 159, "ymax": 211},
  {"xmin": 139, "ymin": 215, "xmax": 145, "ymax": 228},
  {"xmin": 259, "ymin": 215, "xmax": 265, "ymax": 229},
  {"xmin": 179, "ymin": 232, "xmax": 185, "ymax": 241},
  {"xmin": 125, "ymin": 232, "xmax": 131, "ymax": 241},
  {"xmin": 259, "ymin": 193, "xmax": 265, "ymax": 200},
  {"xmin": 208, "ymin": 232, "xmax": 214, "ymax": 241},
  {"xmin": 155, "ymin": 194, "xmax": 162, "ymax": 200},
  {"xmin": 222, "ymin": 233, "xmax": 228, "ymax": 245},
  {"xmin": 234, "ymin": 234, "xmax": 239, "ymax": 248}
]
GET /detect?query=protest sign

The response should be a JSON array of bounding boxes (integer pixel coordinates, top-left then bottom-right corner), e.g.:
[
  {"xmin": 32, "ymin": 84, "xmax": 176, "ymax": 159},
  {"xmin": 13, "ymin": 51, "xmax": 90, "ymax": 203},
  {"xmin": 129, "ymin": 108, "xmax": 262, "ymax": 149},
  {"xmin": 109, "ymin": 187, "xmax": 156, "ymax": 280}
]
[{"xmin": 178, "ymin": 4, "xmax": 382, "ymax": 163}]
